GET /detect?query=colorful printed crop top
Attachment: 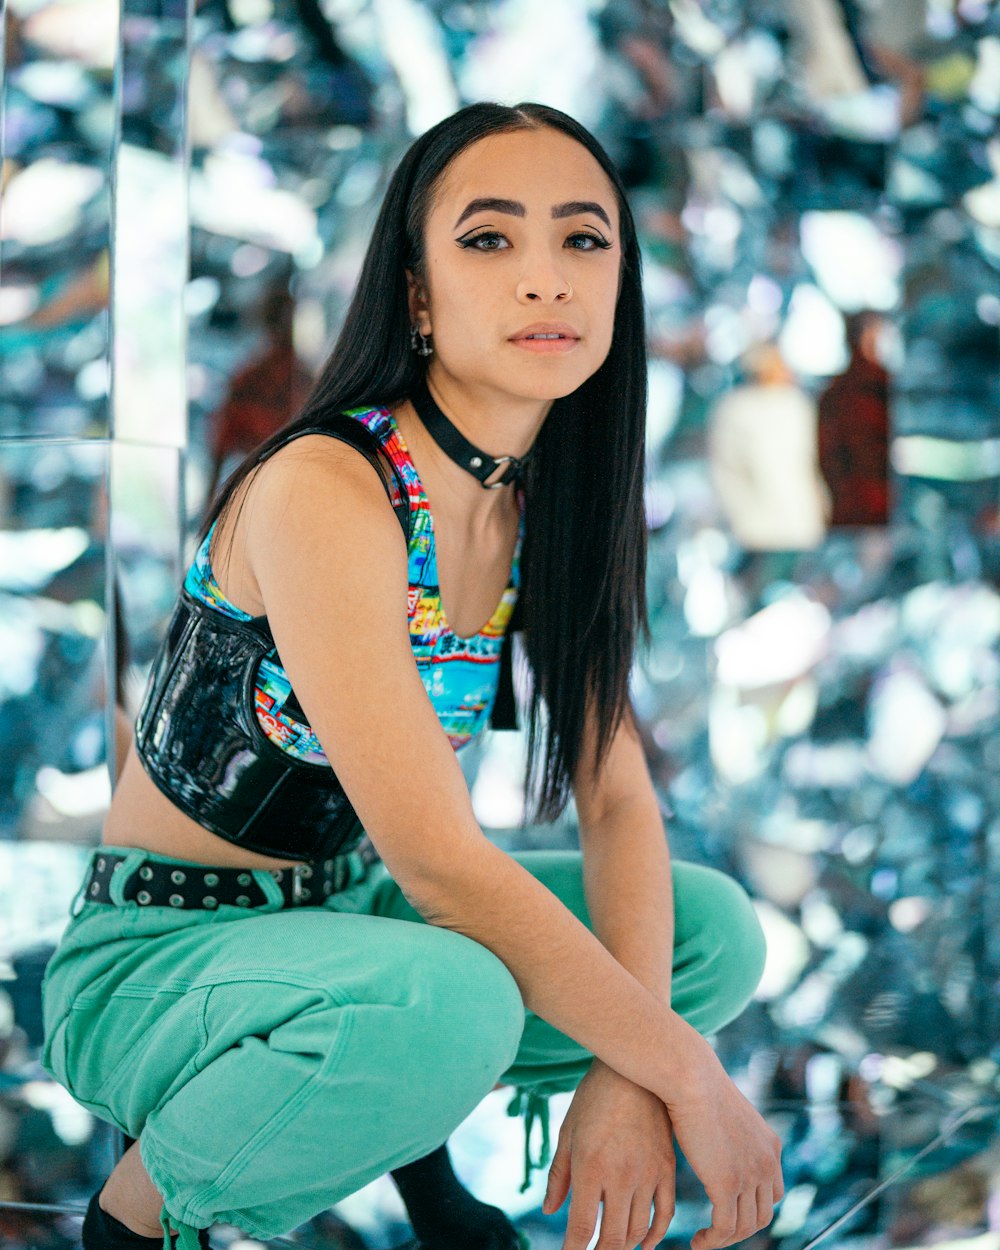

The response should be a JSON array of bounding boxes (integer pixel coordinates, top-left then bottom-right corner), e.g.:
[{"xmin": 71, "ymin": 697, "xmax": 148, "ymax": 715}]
[
  {"xmin": 185, "ymin": 407, "xmax": 524, "ymax": 762},
  {"xmin": 133, "ymin": 405, "xmax": 524, "ymax": 864}
]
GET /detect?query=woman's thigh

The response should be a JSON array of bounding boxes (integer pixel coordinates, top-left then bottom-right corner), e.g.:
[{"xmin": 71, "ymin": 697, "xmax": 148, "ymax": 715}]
[
  {"xmin": 41, "ymin": 859, "xmax": 526, "ymax": 1242},
  {"xmin": 42, "ymin": 861, "xmax": 525, "ymax": 1136}
]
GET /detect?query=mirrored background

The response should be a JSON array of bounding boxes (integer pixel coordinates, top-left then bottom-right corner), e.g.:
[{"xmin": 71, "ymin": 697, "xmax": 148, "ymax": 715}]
[
  {"xmin": 1, "ymin": 0, "xmax": 113, "ymax": 439},
  {"xmin": 2, "ymin": 0, "xmax": 999, "ymax": 1247}
]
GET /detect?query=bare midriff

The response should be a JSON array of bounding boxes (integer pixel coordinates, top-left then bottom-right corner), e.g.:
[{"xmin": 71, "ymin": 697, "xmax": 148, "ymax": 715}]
[{"xmin": 101, "ymin": 741, "xmax": 305, "ymax": 869}]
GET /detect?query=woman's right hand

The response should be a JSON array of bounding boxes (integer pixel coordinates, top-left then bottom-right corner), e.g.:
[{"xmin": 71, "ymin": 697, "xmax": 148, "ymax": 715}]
[{"xmin": 663, "ymin": 1030, "xmax": 784, "ymax": 1249}]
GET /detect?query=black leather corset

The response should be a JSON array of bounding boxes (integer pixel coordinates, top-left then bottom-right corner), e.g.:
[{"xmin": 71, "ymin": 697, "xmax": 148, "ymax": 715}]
[{"xmin": 134, "ymin": 587, "xmax": 366, "ymax": 862}]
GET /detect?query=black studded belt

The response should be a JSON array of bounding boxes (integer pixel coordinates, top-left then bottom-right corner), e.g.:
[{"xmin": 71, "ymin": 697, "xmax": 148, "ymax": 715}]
[{"xmin": 81, "ymin": 841, "xmax": 381, "ymax": 911}]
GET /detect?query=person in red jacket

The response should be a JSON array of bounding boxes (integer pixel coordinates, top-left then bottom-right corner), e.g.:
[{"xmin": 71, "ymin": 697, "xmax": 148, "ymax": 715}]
[
  {"xmin": 203, "ymin": 282, "xmax": 315, "ymax": 506},
  {"xmin": 817, "ymin": 310, "xmax": 892, "ymax": 527}
]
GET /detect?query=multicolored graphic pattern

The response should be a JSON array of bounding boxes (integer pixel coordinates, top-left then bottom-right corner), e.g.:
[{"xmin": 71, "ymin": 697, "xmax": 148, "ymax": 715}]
[{"xmin": 183, "ymin": 406, "xmax": 524, "ymax": 763}]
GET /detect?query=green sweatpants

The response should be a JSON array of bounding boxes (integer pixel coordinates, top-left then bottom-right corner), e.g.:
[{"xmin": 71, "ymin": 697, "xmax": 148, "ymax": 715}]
[{"xmin": 40, "ymin": 843, "xmax": 766, "ymax": 1250}]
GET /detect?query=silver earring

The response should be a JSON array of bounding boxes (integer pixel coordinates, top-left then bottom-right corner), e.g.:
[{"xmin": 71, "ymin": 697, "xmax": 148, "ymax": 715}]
[{"xmin": 410, "ymin": 326, "xmax": 433, "ymax": 357}]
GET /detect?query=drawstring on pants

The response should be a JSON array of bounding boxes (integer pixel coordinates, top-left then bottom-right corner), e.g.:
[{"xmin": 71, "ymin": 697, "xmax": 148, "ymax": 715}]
[
  {"xmin": 160, "ymin": 1206, "xmax": 203, "ymax": 1250},
  {"xmin": 506, "ymin": 1088, "xmax": 552, "ymax": 1193}
]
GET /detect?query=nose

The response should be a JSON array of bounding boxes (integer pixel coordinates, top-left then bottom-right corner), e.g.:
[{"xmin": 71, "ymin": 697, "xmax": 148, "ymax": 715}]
[{"xmin": 516, "ymin": 249, "xmax": 573, "ymax": 303}]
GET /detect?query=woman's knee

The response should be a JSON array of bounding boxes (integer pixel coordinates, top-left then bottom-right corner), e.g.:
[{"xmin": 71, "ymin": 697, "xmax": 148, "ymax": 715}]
[
  {"xmin": 403, "ymin": 924, "xmax": 525, "ymax": 1085},
  {"xmin": 673, "ymin": 863, "xmax": 766, "ymax": 1035},
  {"xmin": 437, "ymin": 929, "xmax": 524, "ymax": 1065}
]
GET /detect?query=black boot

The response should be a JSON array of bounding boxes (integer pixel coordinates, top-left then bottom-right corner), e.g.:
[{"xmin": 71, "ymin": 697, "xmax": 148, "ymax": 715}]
[
  {"xmin": 81, "ymin": 1187, "xmax": 212, "ymax": 1249},
  {"xmin": 389, "ymin": 1142, "xmax": 521, "ymax": 1250}
]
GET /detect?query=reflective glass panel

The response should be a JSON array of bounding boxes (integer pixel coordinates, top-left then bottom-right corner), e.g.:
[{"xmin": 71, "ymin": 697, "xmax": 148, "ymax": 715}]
[
  {"xmin": 0, "ymin": 439, "xmax": 109, "ymax": 845},
  {"xmin": 0, "ymin": 0, "xmax": 114, "ymax": 439}
]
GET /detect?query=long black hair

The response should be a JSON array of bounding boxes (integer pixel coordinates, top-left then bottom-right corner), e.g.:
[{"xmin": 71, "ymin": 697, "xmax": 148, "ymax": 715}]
[{"xmin": 200, "ymin": 101, "xmax": 649, "ymax": 824}]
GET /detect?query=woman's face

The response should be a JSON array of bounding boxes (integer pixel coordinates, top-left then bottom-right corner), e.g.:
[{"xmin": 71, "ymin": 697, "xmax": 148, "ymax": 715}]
[{"xmin": 410, "ymin": 126, "xmax": 623, "ymax": 404}]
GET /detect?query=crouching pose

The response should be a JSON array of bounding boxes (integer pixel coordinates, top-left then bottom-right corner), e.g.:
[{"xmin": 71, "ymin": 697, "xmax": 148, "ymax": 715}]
[{"xmin": 40, "ymin": 101, "xmax": 783, "ymax": 1250}]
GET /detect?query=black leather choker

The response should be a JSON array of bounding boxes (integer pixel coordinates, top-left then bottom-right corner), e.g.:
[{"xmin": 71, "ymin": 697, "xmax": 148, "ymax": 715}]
[{"xmin": 410, "ymin": 375, "xmax": 528, "ymax": 489}]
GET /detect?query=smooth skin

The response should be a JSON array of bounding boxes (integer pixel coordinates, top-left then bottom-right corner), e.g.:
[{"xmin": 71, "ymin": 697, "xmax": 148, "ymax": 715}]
[{"xmin": 103, "ymin": 126, "xmax": 783, "ymax": 1250}]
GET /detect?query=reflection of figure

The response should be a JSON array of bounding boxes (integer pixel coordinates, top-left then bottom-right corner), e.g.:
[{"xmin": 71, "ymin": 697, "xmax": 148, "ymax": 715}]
[
  {"xmin": 191, "ymin": 0, "xmax": 375, "ymax": 130},
  {"xmin": 20, "ymin": 251, "xmax": 110, "ymax": 329},
  {"xmin": 817, "ymin": 312, "xmax": 891, "ymax": 527},
  {"xmin": 595, "ymin": 5, "xmax": 685, "ymax": 193},
  {"xmin": 203, "ymin": 282, "xmax": 314, "ymax": 507},
  {"xmin": 708, "ymin": 344, "xmax": 829, "ymax": 552},
  {"xmin": 857, "ymin": 0, "xmax": 930, "ymax": 128},
  {"xmin": 41, "ymin": 105, "xmax": 781, "ymax": 1250},
  {"xmin": 785, "ymin": 0, "xmax": 929, "ymax": 129}
]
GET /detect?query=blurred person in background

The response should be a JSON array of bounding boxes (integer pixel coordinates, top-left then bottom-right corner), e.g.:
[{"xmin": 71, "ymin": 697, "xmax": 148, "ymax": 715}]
[
  {"xmin": 203, "ymin": 279, "xmax": 316, "ymax": 507},
  {"xmin": 708, "ymin": 341, "xmax": 830, "ymax": 555},
  {"xmin": 817, "ymin": 310, "xmax": 892, "ymax": 528},
  {"xmin": 40, "ymin": 103, "xmax": 782, "ymax": 1250}
]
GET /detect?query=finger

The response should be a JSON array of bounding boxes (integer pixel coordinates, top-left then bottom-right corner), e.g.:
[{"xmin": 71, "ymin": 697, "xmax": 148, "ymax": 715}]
[
  {"xmin": 625, "ymin": 1188, "xmax": 655, "ymax": 1250},
  {"xmin": 544, "ymin": 1136, "xmax": 572, "ymax": 1215},
  {"xmin": 692, "ymin": 1190, "xmax": 737, "ymax": 1250},
  {"xmin": 642, "ymin": 1179, "xmax": 676, "ymax": 1250},
  {"xmin": 594, "ymin": 1189, "xmax": 634, "ymax": 1250},
  {"xmin": 562, "ymin": 1182, "xmax": 602, "ymax": 1250},
  {"xmin": 756, "ymin": 1182, "xmax": 775, "ymax": 1231},
  {"xmin": 731, "ymin": 1189, "xmax": 758, "ymax": 1244}
]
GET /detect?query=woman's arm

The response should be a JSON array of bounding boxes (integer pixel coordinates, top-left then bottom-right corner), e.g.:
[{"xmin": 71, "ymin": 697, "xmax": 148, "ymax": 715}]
[
  {"xmin": 244, "ymin": 438, "xmax": 781, "ymax": 1246},
  {"xmin": 243, "ymin": 436, "xmax": 689, "ymax": 1097},
  {"xmin": 574, "ymin": 703, "xmax": 674, "ymax": 1004},
  {"xmin": 542, "ymin": 705, "xmax": 678, "ymax": 1250}
]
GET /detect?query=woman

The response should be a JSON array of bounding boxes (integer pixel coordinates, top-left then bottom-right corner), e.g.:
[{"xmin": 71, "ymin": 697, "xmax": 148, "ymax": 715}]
[{"xmin": 40, "ymin": 102, "xmax": 783, "ymax": 1250}]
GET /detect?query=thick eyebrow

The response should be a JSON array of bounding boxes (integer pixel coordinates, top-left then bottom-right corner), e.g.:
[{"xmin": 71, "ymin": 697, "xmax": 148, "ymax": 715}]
[
  {"xmin": 454, "ymin": 198, "xmax": 525, "ymax": 228},
  {"xmin": 453, "ymin": 197, "xmax": 613, "ymax": 231},
  {"xmin": 552, "ymin": 200, "xmax": 612, "ymax": 230}
]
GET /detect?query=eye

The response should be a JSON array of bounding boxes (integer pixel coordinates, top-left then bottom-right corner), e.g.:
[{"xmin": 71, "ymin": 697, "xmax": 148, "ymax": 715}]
[
  {"xmin": 566, "ymin": 231, "xmax": 612, "ymax": 251},
  {"xmin": 456, "ymin": 230, "xmax": 511, "ymax": 251}
]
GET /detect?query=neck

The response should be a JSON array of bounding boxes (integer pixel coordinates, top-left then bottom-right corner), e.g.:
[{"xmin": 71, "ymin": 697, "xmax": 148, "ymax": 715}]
[
  {"xmin": 395, "ymin": 367, "xmax": 550, "ymax": 520},
  {"xmin": 425, "ymin": 365, "xmax": 550, "ymax": 461}
]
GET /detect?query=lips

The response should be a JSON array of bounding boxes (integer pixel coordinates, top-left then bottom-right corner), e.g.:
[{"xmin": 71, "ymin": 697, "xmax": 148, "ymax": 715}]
[{"xmin": 508, "ymin": 321, "xmax": 581, "ymax": 342}]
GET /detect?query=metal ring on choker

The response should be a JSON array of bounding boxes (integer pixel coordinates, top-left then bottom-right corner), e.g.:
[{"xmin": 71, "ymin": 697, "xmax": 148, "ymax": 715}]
[{"xmin": 410, "ymin": 374, "xmax": 529, "ymax": 489}]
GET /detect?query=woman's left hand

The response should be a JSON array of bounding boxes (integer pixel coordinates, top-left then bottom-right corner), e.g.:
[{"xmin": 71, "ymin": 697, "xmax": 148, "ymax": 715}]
[{"xmin": 542, "ymin": 1058, "xmax": 677, "ymax": 1250}]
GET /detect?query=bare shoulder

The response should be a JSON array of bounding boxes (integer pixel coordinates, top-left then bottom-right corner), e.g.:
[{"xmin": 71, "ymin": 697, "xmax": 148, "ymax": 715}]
[
  {"xmin": 210, "ymin": 431, "xmax": 402, "ymax": 615},
  {"xmin": 236, "ymin": 426, "xmax": 409, "ymax": 634},
  {"xmin": 251, "ymin": 430, "xmax": 397, "ymax": 508},
  {"xmin": 244, "ymin": 431, "xmax": 404, "ymax": 565}
]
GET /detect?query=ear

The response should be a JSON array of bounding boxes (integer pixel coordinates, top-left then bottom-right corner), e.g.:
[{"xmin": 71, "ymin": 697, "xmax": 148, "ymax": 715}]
[{"xmin": 405, "ymin": 268, "xmax": 432, "ymax": 336}]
